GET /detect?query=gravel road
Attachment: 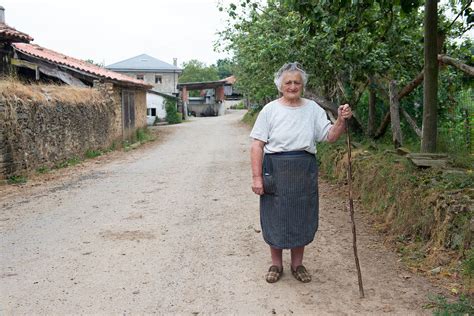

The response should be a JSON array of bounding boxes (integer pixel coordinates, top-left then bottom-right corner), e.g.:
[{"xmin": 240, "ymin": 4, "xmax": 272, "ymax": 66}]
[{"xmin": 1, "ymin": 110, "xmax": 444, "ymax": 314}]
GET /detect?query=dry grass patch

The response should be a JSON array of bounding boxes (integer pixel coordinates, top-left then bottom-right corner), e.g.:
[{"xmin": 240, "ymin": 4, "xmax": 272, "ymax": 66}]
[{"xmin": 0, "ymin": 78, "xmax": 102, "ymax": 104}]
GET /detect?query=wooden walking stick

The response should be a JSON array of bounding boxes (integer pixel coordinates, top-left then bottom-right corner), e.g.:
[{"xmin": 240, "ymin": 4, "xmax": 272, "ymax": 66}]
[{"xmin": 345, "ymin": 119, "xmax": 365, "ymax": 298}]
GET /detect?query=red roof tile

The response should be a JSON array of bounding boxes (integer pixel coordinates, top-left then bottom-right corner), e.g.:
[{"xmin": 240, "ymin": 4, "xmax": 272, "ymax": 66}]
[
  {"xmin": 222, "ymin": 75, "xmax": 236, "ymax": 85},
  {"xmin": 0, "ymin": 23, "xmax": 33, "ymax": 42},
  {"xmin": 12, "ymin": 43, "xmax": 151, "ymax": 88}
]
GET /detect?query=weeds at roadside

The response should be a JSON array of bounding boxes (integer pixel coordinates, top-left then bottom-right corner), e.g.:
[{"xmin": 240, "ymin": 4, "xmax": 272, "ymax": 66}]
[
  {"xmin": 7, "ymin": 175, "xmax": 27, "ymax": 184},
  {"xmin": 36, "ymin": 166, "xmax": 50, "ymax": 174},
  {"xmin": 56, "ymin": 157, "xmax": 81, "ymax": 169},
  {"xmin": 136, "ymin": 128, "xmax": 153, "ymax": 143},
  {"xmin": 424, "ymin": 294, "xmax": 474, "ymax": 315},
  {"xmin": 85, "ymin": 149, "xmax": 102, "ymax": 159}
]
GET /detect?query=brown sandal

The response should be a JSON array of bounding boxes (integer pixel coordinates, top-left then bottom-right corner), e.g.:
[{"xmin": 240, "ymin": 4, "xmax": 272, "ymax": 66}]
[
  {"xmin": 265, "ymin": 265, "xmax": 283, "ymax": 283},
  {"xmin": 291, "ymin": 265, "xmax": 311, "ymax": 283}
]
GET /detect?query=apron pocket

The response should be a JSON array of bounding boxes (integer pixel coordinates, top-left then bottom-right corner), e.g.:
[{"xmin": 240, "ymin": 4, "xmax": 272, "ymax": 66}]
[{"xmin": 263, "ymin": 173, "xmax": 276, "ymax": 195}]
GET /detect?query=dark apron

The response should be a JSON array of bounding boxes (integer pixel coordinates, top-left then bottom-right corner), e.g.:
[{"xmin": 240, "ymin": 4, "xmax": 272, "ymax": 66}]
[{"xmin": 260, "ymin": 151, "xmax": 319, "ymax": 249}]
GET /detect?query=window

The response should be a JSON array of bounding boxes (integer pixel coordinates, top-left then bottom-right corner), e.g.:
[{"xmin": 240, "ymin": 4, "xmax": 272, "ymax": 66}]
[
  {"xmin": 155, "ymin": 75, "xmax": 162, "ymax": 84},
  {"xmin": 147, "ymin": 108, "xmax": 157, "ymax": 116},
  {"xmin": 137, "ymin": 74, "xmax": 144, "ymax": 80}
]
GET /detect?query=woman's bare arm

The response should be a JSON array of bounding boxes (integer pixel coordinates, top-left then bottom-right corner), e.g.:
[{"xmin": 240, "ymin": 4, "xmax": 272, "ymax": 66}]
[
  {"xmin": 327, "ymin": 104, "xmax": 352, "ymax": 143},
  {"xmin": 250, "ymin": 139, "xmax": 265, "ymax": 195}
]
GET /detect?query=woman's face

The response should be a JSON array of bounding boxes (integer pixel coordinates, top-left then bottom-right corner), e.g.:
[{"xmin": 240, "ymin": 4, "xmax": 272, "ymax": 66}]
[{"xmin": 280, "ymin": 71, "xmax": 303, "ymax": 101}]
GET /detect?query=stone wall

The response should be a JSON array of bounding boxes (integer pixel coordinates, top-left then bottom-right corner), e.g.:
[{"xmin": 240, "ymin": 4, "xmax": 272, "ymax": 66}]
[{"xmin": 0, "ymin": 81, "xmax": 148, "ymax": 179}]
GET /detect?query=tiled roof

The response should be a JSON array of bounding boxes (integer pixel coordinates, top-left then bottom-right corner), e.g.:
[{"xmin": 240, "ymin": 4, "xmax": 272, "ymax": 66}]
[
  {"xmin": 222, "ymin": 75, "xmax": 236, "ymax": 85},
  {"xmin": 12, "ymin": 43, "xmax": 151, "ymax": 88},
  {"xmin": 106, "ymin": 54, "xmax": 182, "ymax": 73},
  {"xmin": 0, "ymin": 23, "xmax": 33, "ymax": 42}
]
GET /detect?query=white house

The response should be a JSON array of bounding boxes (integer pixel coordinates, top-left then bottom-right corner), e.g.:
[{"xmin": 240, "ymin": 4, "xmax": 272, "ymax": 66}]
[
  {"xmin": 106, "ymin": 54, "xmax": 182, "ymax": 95},
  {"xmin": 146, "ymin": 90, "xmax": 177, "ymax": 125}
]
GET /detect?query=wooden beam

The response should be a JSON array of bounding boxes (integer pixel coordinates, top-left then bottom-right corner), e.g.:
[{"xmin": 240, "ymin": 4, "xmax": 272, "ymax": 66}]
[
  {"xmin": 401, "ymin": 108, "xmax": 422, "ymax": 138},
  {"xmin": 11, "ymin": 57, "xmax": 39, "ymax": 80},
  {"xmin": 389, "ymin": 80, "xmax": 402, "ymax": 148}
]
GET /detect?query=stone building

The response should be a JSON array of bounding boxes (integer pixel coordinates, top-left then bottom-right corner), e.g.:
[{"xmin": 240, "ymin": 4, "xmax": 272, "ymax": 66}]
[
  {"xmin": 106, "ymin": 54, "xmax": 182, "ymax": 95},
  {"xmin": 1, "ymin": 41, "xmax": 152, "ymax": 179},
  {"xmin": 10, "ymin": 43, "xmax": 152, "ymax": 139}
]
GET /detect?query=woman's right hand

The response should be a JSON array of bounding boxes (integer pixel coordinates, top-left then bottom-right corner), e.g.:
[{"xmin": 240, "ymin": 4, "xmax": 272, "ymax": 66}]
[{"xmin": 252, "ymin": 176, "xmax": 264, "ymax": 195}]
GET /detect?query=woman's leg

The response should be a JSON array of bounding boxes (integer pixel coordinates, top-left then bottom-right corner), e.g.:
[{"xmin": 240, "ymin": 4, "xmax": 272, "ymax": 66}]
[
  {"xmin": 266, "ymin": 246, "xmax": 283, "ymax": 283},
  {"xmin": 290, "ymin": 246, "xmax": 311, "ymax": 282},
  {"xmin": 270, "ymin": 246, "xmax": 283, "ymax": 268},
  {"xmin": 290, "ymin": 246, "xmax": 304, "ymax": 269}
]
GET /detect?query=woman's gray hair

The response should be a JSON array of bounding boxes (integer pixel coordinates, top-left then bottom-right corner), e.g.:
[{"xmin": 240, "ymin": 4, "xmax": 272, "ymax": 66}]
[{"xmin": 274, "ymin": 62, "xmax": 308, "ymax": 92}]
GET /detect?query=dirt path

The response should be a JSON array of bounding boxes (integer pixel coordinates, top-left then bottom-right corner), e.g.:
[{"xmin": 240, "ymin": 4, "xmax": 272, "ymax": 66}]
[{"xmin": 1, "ymin": 110, "xmax": 444, "ymax": 314}]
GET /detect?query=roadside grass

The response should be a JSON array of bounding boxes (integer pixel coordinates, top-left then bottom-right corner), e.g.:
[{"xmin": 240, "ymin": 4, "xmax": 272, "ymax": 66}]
[
  {"xmin": 85, "ymin": 149, "xmax": 102, "ymax": 159},
  {"xmin": 7, "ymin": 175, "xmax": 27, "ymax": 184},
  {"xmin": 136, "ymin": 128, "xmax": 154, "ymax": 143},
  {"xmin": 425, "ymin": 294, "xmax": 474, "ymax": 315},
  {"xmin": 242, "ymin": 108, "xmax": 258, "ymax": 126},
  {"xmin": 36, "ymin": 166, "xmax": 50, "ymax": 174},
  {"xmin": 317, "ymin": 140, "xmax": 473, "ymax": 295},
  {"xmin": 231, "ymin": 101, "xmax": 247, "ymax": 110},
  {"xmin": 56, "ymin": 156, "xmax": 81, "ymax": 169}
]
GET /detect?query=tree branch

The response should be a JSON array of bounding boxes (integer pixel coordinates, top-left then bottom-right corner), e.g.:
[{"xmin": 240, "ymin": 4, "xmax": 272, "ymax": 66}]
[
  {"xmin": 439, "ymin": 54, "xmax": 474, "ymax": 76},
  {"xmin": 305, "ymin": 90, "xmax": 365, "ymax": 134},
  {"xmin": 447, "ymin": 0, "xmax": 472, "ymax": 30}
]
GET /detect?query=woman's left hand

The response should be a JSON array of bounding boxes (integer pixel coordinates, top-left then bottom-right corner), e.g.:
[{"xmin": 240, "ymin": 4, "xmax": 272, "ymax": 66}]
[{"xmin": 338, "ymin": 104, "xmax": 353, "ymax": 120}]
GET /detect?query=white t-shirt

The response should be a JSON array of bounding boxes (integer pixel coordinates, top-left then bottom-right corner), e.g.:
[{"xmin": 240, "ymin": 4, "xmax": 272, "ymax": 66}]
[{"xmin": 250, "ymin": 98, "xmax": 332, "ymax": 154}]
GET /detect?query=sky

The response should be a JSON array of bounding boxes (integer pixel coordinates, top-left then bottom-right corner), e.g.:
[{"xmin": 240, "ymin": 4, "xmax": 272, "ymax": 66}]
[{"xmin": 2, "ymin": 0, "xmax": 232, "ymax": 68}]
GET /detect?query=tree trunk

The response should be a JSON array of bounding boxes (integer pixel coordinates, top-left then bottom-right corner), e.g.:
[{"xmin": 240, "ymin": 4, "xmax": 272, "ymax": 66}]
[
  {"xmin": 463, "ymin": 108, "xmax": 471, "ymax": 153},
  {"xmin": 389, "ymin": 81, "xmax": 403, "ymax": 148},
  {"xmin": 421, "ymin": 0, "xmax": 439, "ymax": 153},
  {"xmin": 367, "ymin": 77, "xmax": 376, "ymax": 137}
]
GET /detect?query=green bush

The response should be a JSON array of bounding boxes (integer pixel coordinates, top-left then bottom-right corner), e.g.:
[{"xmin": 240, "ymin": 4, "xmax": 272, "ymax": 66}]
[{"xmin": 165, "ymin": 99, "xmax": 182, "ymax": 125}]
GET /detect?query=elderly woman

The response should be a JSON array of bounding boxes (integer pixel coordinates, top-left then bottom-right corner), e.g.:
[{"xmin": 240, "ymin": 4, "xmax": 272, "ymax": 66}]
[{"xmin": 250, "ymin": 62, "xmax": 352, "ymax": 283}]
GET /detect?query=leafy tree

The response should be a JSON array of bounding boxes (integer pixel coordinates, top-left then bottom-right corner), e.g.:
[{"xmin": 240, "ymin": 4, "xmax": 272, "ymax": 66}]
[
  {"xmin": 216, "ymin": 58, "xmax": 234, "ymax": 79},
  {"xmin": 178, "ymin": 59, "xmax": 219, "ymax": 83},
  {"xmin": 218, "ymin": 0, "xmax": 472, "ymax": 151}
]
